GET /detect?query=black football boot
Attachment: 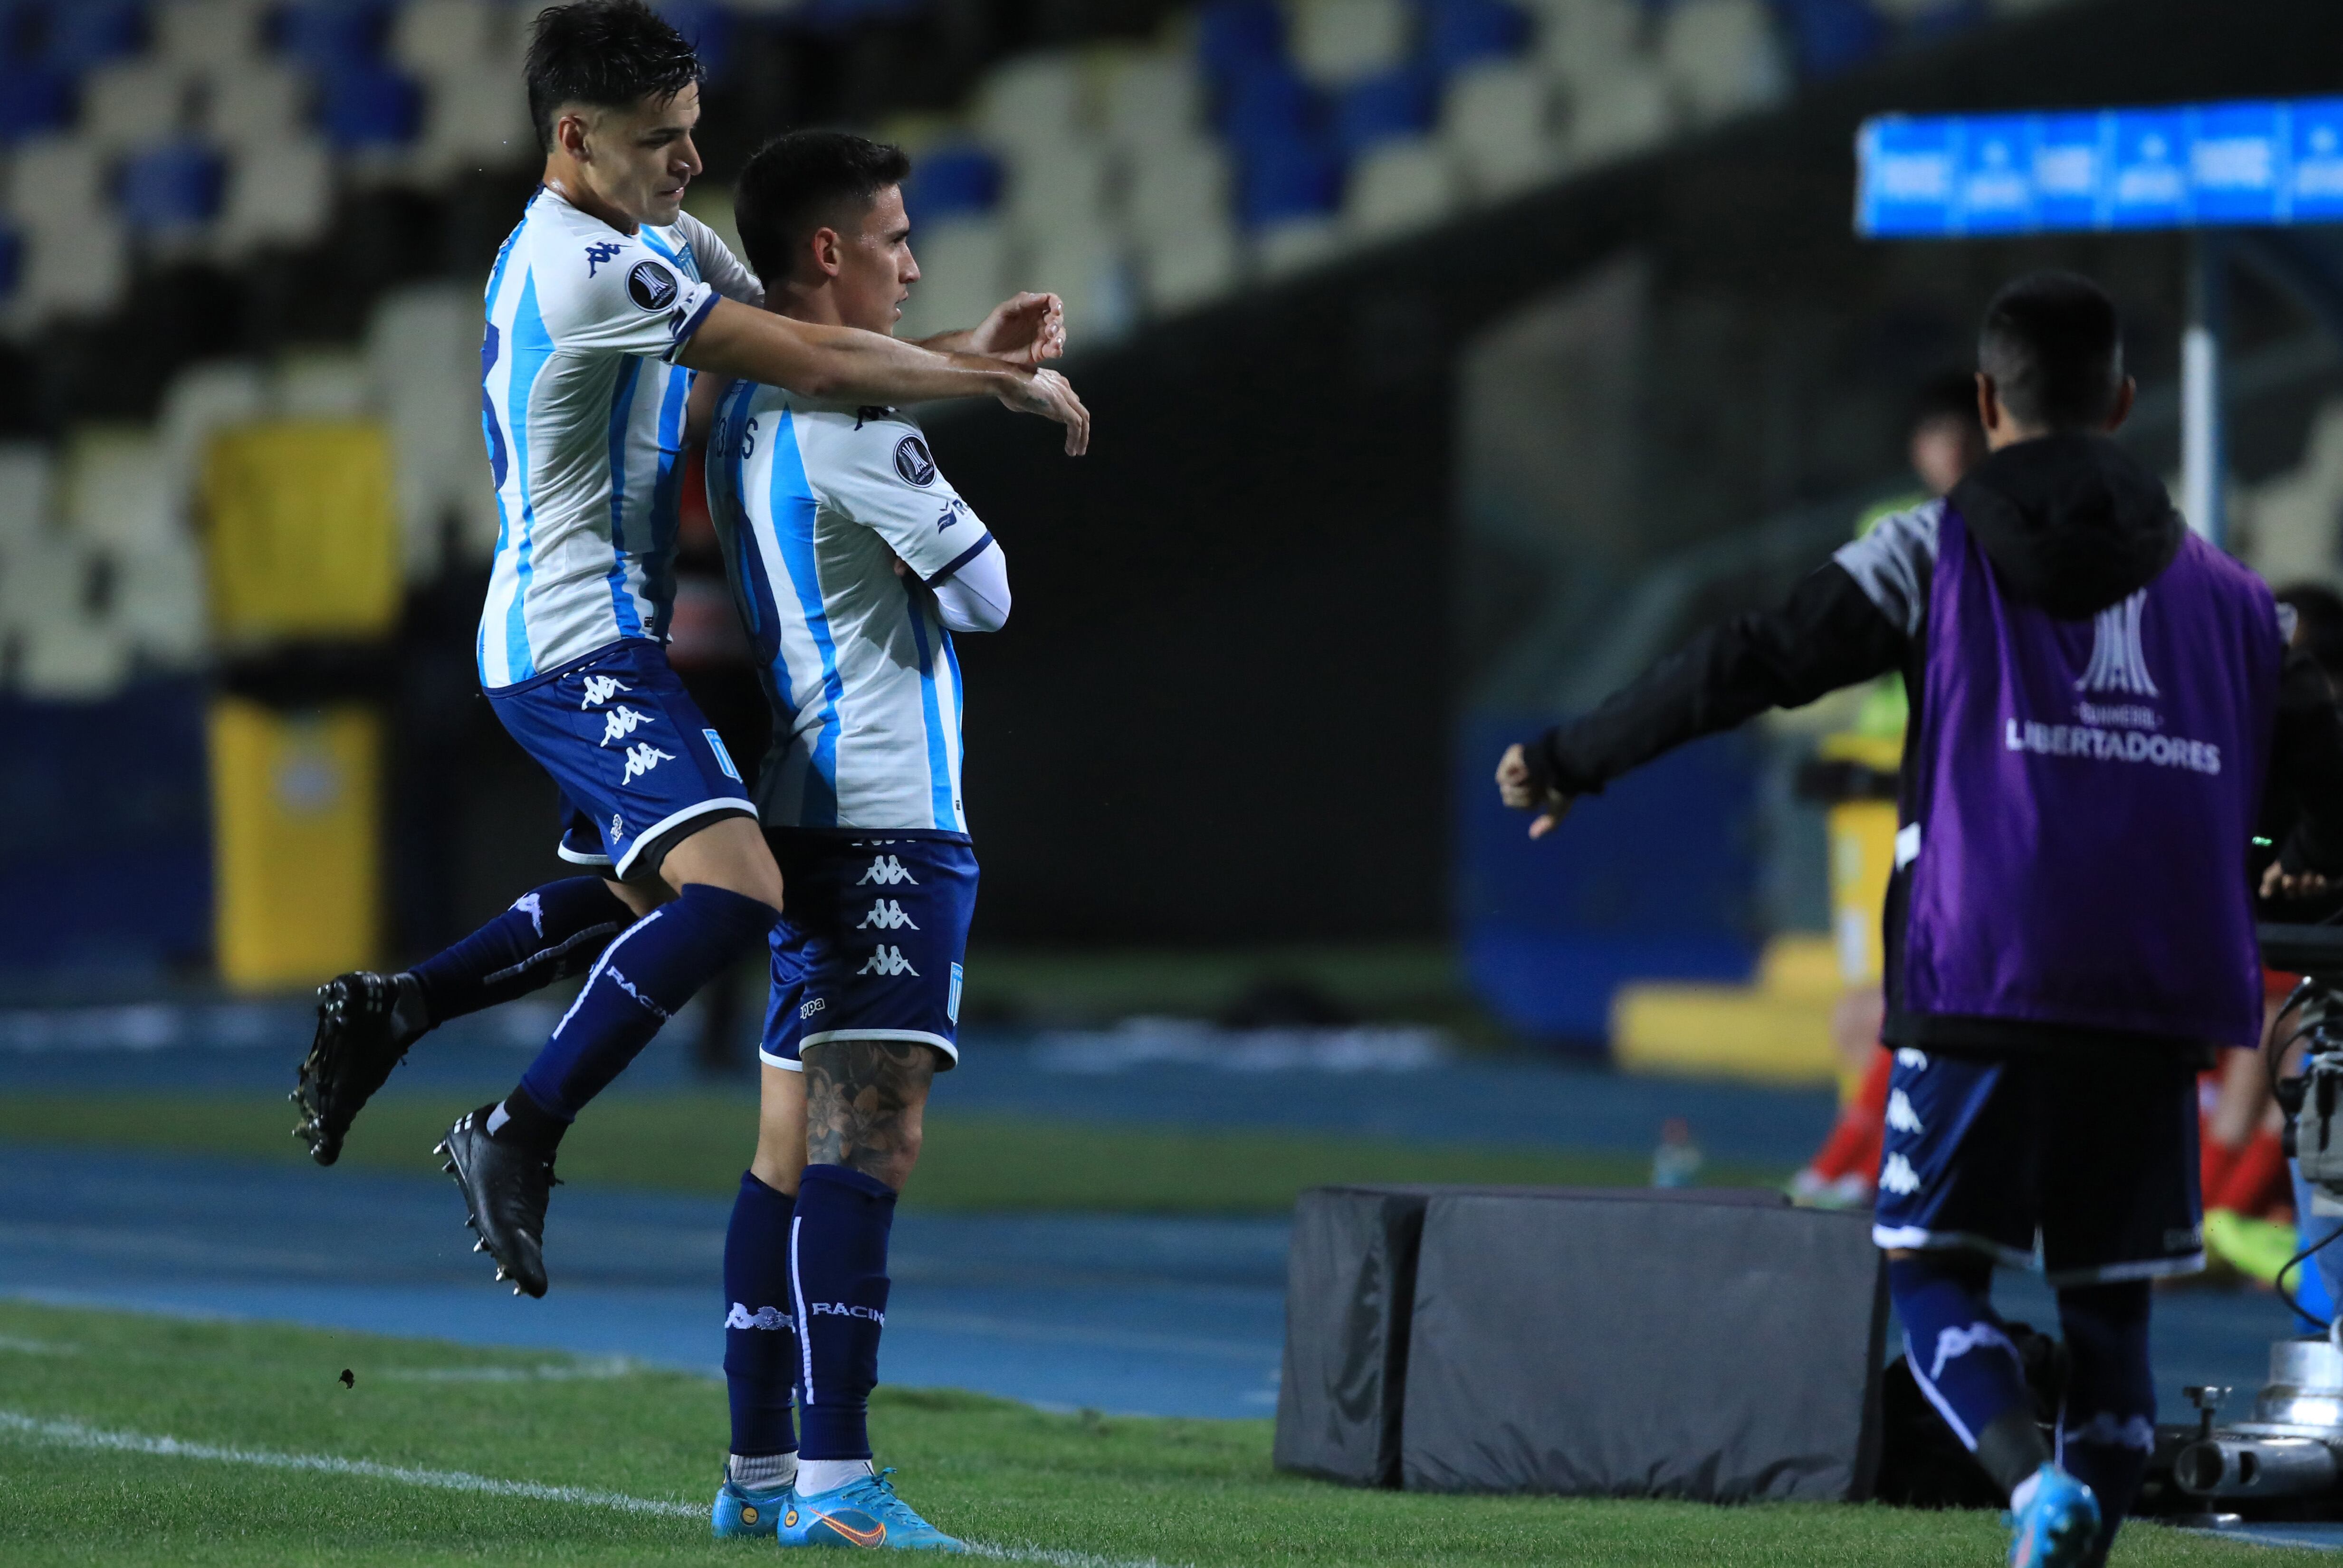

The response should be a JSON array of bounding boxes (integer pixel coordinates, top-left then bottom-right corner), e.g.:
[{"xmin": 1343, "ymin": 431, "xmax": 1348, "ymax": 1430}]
[
  {"xmin": 293, "ymin": 972, "xmax": 426, "ymax": 1166},
  {"xmin": 437, "ymin": 1105, "xmax": 559, "ymax": 1298}
]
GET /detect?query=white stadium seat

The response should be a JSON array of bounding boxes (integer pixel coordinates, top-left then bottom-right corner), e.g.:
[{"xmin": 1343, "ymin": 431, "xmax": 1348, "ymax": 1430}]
[
  {"xmin": 1124, "ymin": 137, "xmax": 1230, "ymax": 247},
  {"xmin": 152, "ymin": 0, "xmax": 270, "ymax": 74},
  {"xmin": 276, "ymin": 351, "xmax": 373, "ymax": 420},
  {"xmin": 17, "ymin": 217, "xmax": 131, "ymax": 323},
  {"xmin": 1345, "ymin": 137, "xmax": 1460, "ymax": 240},
  {"xmin": 1532, "ymin": 0, "xmax": 1644, "ymax": 93},
  {"xmin": 215, "ymin": 140, "xmax": 336, "ymax": 255},
  {"xmin": 1565, "ymin": 58, "xmax": 1675, "ymax": 166},
  {"xmin": 391, "ymin": 0, "xmax": 512, "ymax": 82},
  {"xmin": 1657, "ymin": 0, "xmax": 1788, "ymax": 125},
  {"xmin": 973, "ymin": 53, "xmax": 1088, "ymax": 160},
  {"xmin": 410, "ymin": 62, "xmax": 536, "ymax": 180},
  {"xmin": 1442, "ymin": 59, "xmax": 1560, "ymax": 197},
  {"xmin": 5, "ymin": 137, "xmax": 113, "ymax": 231},
  {"xmin": 894, "ymin": 216, "xmax": 1010, "ymax": 343},
  {"xmin": 1016, "ymin": 223, "xmax": 1134, "ymax": 344},
  {"xmin": 64, "ymin": 428, "xmax": 178, "ymax": 555},
  {"xmin": 369, "ymin": 283, "xmax": 498, "ymax": 577},
  {"xmin": 1291, "ymin": 0, "xmax": 1413, "ymax": 86},
  {"xmin": 81, "ymin": 60, "xmax": 196, "ymax": 153},
  {"xmin": 1100, "ymin": 52, "xmax": 1203, "ymax": 153},
  {"xmin": 155, "ymin": 359, "xmax": 269, "ymax": 489},
  {"xmin": 203, "ymin": 63, "xmax": 313, "ymax": 153},
  {"xmin": 1003, "ymin": 142, "xmax": 1112, "ymax": 247},
  {"xmin": 1, "ymin": 534, "xmax": 131, "ymax": 699},
  {"xmin": 0, "ymin": 443, "xmax": 54, "ymax": 559},
  {"xmin": 1254, "ymin": 214, "xmax": 1343, "ymax": 279},
  {"xmin": 1138, "ymin": 222, "xmax": 1241, "ymax": 314}
]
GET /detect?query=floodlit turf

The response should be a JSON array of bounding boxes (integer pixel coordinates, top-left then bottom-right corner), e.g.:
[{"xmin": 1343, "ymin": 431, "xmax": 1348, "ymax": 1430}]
[
  {"xmin": 0, "ymin": 1092, "xmax": 1780, "ymax": 1211},
  {"xmin": 0, "ymin": 1300, "xmax": 2318, "ymax": 1567}
]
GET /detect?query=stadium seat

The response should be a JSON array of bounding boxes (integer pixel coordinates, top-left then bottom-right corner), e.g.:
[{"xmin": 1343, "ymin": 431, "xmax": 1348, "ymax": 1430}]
[
  {"xmin": 203, "ymin": 61, "xmax": 313, "ymax": 151},
  {"xmin": 0, "ymin": 65, "xmax": 73, "ymax": 141},
  {"xmin": 118, "ymin": 139, "xmax": 226, "ymax": 235},
  {"xmin": 1004, "ymin": 143, "xmax": 1111, "ymax": 247},
  {"xmin": 367, "ymin": 282, "xmax": 497, "ymax": 576},
  {"xmin": 44, "ymin": 0, "xmax": 148, "ymax": 74},
  {"xmin": 1019, "ymin": 225, "xmax": 1132, "ymax": 341},
  {"xmin": 153, "ymin": 0, "xmax": 269, "ymax": 72},
  {"xmin": 1423, "ymin": 0, "xmax": 1533, "ymax": 75},
  {"xmin": 1100, "ymin": 51, "xmax": 1202, "ymax": 152},
  {"xmin": 16, "ymin": 214, "xmax": 129, "ymax": 319},
  {"xmin": 4, "ymin": 135, "xmax": 109, "ymax": 231},
  {"xmin": 902, "ymin": 142, "xmax": 1002, "ymax": 225},
  {"xmin": 1331, "ymin": 64, "xmax": 1438, "ymax": 157},
  {"xmin": 1216, "ymin": 57, "xmax": 1316, "ymax": 145},
  {"xmin": 651, "ymin": 0, "xmax": 733, "ymax": 81},
  {"xmin": 1137, "ymin": 221, "xmax": 1240, "ymax": 313},
  {"xmin": 1253, "ymin": 212, "xmax": 1340, "ymax": 276},
  {"xmin": 81, "ymin": 59, "xmax": 193, "ymax": 153},
  {"xmin": 409, "ymin": 61, "xmax": 532, "ymax": 179},
  {"xmin": 1289, "ymin": 0, "xmax": 1412, "ymax": 87},
  {"xmin": 1657, "ymin": 0, "xmax": 1788, "ymax": 124},
  {"xmin": 316, "ymin": 64, "xmax": 421, "ymax": 149},
  {"xmin": 154, "ymin": 358, "xmax": 268, "ymax": 489},
  {"xmin": 973, "ymin": 51, "xmax": 1086, "ymax": 158},
  {"xmin": 893, "ymin": 215, "xmax": 1007, "ymax": 342},
  {"xmin": 215, "ymin": 139, "xmax": 335, "ymax": 253},
  {"xmin": 276, "ymin": 349, "xmax": 372, "ymax": 418},
  {"xmin": 1126, "ymin": 137, "xmax": 1232, "ymax": 247},
  {"xmin": 274, "ymin": 0, "xmax": 393, "ymax": 77},
  {"xmin": 1441, "ymin": 58, "xmax": 1558, "ymax": 195},
  {"xmin": 65, "ymin": 427, "xmax": 180, "ymax": 556},
  {"xmin": 1235, "ymin": 132, "xmax": 1342, "ymax": 227},
  {"xmin": 1344, "ymin": 135, "xmax": 1458, "ymax": 238},
  {"xmin": 0, "ymin": 440, "xmax": 50, "ymax": 552},
  {"xmin": 1194, "ymin": 0, "xmax": 1286, "ymax": 90},
  {"xmin": 1531, "ymin": 0, "xmax": 1641, "ymax": 93},
  {"xmin": 1565, "ymin": 58, "xmax": 1674, "ymax": 164},
  {"xmin": 388, "ymin": 0, "xmax": 505, "ymax": 81},
  {"xmin": 1775, "ymin": 0, "xmax": 1888, "ymax": 79}
]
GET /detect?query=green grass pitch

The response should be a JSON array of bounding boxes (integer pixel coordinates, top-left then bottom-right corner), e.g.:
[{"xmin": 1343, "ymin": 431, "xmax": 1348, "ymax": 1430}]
[{"xmin": 0, "ymin": 1300, "xmax": 2321, "ymax": 1567}]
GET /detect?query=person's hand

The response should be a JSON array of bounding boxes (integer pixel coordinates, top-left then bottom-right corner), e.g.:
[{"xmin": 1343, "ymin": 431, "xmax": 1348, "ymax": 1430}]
[
  {"xmin": 1496, "ymin": 742, "xmax": 1573, "ymax": 840},
  {"xmin": 967, "ymin": 292, "xmax": 1065, "ymax": 365},
  {"xmin": 994, "ymin": 366, "xmax": 1090, "ymax": 456},
  {"xmin": 2262, "ymin": 860, "xmax": 2335, "ymax": 901}
]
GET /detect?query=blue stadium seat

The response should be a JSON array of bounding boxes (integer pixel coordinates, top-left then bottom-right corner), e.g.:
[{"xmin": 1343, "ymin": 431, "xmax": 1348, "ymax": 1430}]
[
  {"xmin": 43, "ymin": 0, "xmax": 148, "ymax": 73},
  {"xmin": 1195, "ymin": 0, "xmax": 1284, "ymax": 88},
  {"xmin": 1236, "ymin": 134, "xmax": 1342, "ymax": 227},
  {"xmin": 902, "ymin": 143, "xmax": 1002, "ymax": 224},
  {"xmin": 1775, "ymin": 0, "xmax": 1887, "ymax": 80},
  {"xmin": 1216, "ymin": 57, "xmax": 1315, "ymax": 145},
  {"xmin": 276, "ymin": 0, "xmax": 393, "ymax": 77},
  {"xmin": 317, "ymin": 65, "xmax": 420, "ymax": 148},
  {"xmin": 1331, "ymin": 65, "xmax": 1436, "ymax": 157},
  {"xmin": 1423, "ymin": 0, "xmax": 1530, "ymax": 76},
  {"xmin": 118, "ymin": 140, "xmax": 226, "ymax": 232},
  {"xmin": 0, "ymin": 64, "xmax": 71, "ymax": 140},
  {"xmin": 1901, "ymin": 0, "xmax": 1988, "ymax": 43},
  {"xmin": 653, "ymin": 0, "xmax": 733, "ymax": 81}
]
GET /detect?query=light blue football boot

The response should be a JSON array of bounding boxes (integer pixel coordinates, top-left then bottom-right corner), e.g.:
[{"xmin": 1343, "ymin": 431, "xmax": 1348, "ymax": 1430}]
[
  {"xmin": 775, "ymin": 1468, "xmax": 965, "ymax": 1551},
  {"xmin": 2007, "ymin": 1463, "xmax": 2102, "ymax": 1568},
  {"xmin": 712, "ymin": 1474, "xmax": 794, "ymax": 1538}
]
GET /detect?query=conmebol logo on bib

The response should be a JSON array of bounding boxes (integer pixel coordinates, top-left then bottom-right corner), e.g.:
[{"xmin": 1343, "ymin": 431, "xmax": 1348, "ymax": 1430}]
[{"xmin": 2077, "ymin": 591, "xmax": 2159, "ymax": 698}]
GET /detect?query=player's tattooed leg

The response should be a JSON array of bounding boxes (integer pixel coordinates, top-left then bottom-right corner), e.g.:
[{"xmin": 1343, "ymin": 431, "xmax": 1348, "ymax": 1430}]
[{"xmin": 803, "ymin": 1040, "xmax": 937, "ymax": 1190}]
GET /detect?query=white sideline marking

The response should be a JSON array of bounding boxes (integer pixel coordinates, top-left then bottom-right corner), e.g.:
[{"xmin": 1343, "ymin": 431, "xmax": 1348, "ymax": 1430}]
[
  {"xmin": 376, "ymin": 1358, "xmax": 642, "ymax": 1383},
  {"xmin": 0, "ymin": 1410, "xmax": 1189, "ymax": 1568},
  {"xmin": 0, "ymin": 1336, "xmax": 77, "ymax": 1355}
]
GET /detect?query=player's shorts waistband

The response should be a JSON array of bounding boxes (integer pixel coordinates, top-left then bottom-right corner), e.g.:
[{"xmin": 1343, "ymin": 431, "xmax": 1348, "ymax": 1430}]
[{"xmin": 480, "ymin": 636, "xmax": 664, "ymax": 698}]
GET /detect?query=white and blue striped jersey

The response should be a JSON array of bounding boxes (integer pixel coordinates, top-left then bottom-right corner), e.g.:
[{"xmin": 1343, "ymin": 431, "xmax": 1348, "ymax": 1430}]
[
  {"xmin": 705, "ymin": 381, "xmax": 996, "ymax": 833},
  {"xmin": 476, "ymin": 188, "xmax": 763, "ymax": 688}
]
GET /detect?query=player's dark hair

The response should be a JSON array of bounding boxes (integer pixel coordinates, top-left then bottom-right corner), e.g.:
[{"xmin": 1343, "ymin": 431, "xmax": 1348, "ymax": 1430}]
[
  {"xmin": 1978, "ymin": 271, "xmax": 2126, "ymax": 431},
  {"xmin": 734, "ymin": 131, "xmax": 913, "ymax": 286},
  {"xmin": 2279, "ymin": 583, "xmax": 2343, "ymax": 685},
  {"xmin": 525, "ymin": 0, "xmax": 703, "ymax": 154}
]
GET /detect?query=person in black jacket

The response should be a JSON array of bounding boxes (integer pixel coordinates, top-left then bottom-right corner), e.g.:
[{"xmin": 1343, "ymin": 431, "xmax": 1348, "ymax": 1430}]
[{"xmin": 1497, "ymin": 273, "xmax": 2343, "ymax": 1568}]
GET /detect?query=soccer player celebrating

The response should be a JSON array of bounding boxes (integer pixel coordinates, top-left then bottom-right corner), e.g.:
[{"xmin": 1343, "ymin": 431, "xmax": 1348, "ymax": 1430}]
[
  {"xmin": 291, "ymin": 0, "xmax": 1086, "ymax": 1301},
  {"xmin": 691, "ymin": 129, "xmax": 1013, "ymax": 1549},
  {"xmin": 1496, "ymin": 273, "xmax": 2343, "ymax": 1568}
]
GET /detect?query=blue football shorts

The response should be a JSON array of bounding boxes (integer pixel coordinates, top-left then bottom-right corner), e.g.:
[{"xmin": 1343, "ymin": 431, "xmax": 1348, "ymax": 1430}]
[
  {"xmin": 1870, "ymin": 1043, "xmax": 2202, "ymax": 1285},
  {"xmin": 758, "ymin": 831, "xmax": 978, "ymax": 1073},
  {"xmin": 484, "ymin": 639, "xmax": 755, "ymax": 882}
]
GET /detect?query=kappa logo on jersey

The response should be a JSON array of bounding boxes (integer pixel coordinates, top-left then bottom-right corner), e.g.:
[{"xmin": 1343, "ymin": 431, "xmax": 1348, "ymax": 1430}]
[
  {"xmin": 858, "ymin": 944, "xmax": 919, "ymax": 978},
  {"xmin": 1879, "ymin": 1152, "xmax": 1922, "ymax": 1195},
  {"xmin": 858, "ymin": 899, "xmax": 920, "ymax": 931},
  {"xmin": 853, "ymin": 405, "xmax": 894, "ymax": 429},
  {"xmin": 893, "ymin": 434, "xmax": 937, "ymax": 487},
  {"xmin": 583, "ymin": 240, "xmax": 623, "ymax": 277},
  {"xmin": 598, "ymin": 705, "xmax": 653, "ymax": 746},
  {"xmin": 2078, "ymin": 590, "xmax": 2159, "ymax": 698},
  {"xmin": 1927, "ymin": 1320, "xmax": 2017, "ymax": 1381},
  {"xmin": 806, "ymin": 1301, "xmax": 886, "ymax": 1324},
  {"xmin": 726, "ymin": 1303, "xmax": 794, "ymax": 1331},
  {"xmin": 621, "ymin": 742, "xmax": 677, "ymax": 784},
  {"xmin": 627, "ymin": 258, "xmax": 679, "ymax": 312},
  {"xmin": 857, "ymin": 856, "xmax": 920, "ymax": 887},
  {"xmin": 935, "ymin": 497, "xmax": 964, "ymax": 532},
  {"xmin": 580, "ymin": 674, "xmax": 631, "ymax": 709},
  {"xmin": 1885, "ymin": 1089, "xmax": 1923, "ymax": 1135}
]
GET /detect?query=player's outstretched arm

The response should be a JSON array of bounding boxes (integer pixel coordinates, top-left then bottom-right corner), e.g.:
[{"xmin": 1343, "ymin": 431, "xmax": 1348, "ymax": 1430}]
[
  {"xmin": 679, "ymin": 297, "xmax": 1090, "ymax": 456},
  {"xmin": 917, "ymin": 292, "xmax": 1065, "ymax": 365}
]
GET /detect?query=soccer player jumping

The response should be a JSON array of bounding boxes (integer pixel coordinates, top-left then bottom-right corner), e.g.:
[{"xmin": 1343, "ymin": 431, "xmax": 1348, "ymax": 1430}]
[
  {"xmin": 291, "ymin": 0, "xmax": 1085, "ymax": 1301},
  {"xmin": 688, "ymin": 130, "xmax": 1018, "ymax": 1549},
  {"xmin": 1498, "ymin": 273, "xmax": 2343, "ymax": 1568}
]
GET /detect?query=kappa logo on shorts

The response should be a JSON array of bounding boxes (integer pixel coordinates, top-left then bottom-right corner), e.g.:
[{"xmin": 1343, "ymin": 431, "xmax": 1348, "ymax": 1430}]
[
  {"xmin": 1885, "ymin": 1089, "xmax": 1923, "ymax": 1135},
  {"xmin": 858, "ymin": 944, "xmax": 919, "ymax": 978},
  {"xmin": 857, "ymin": 855, "xmax": 920, "ymax": 887},
  {"xmin": 620, "ymin": 743, "xmax": 676, "ymax": 784},
  {"xmin": 857, "ymin": 899, "xmax": 919, "ymax": 931},
  {"xmin": 800, "ymin": 997, "xmax": 826, "ymax": 1019},
  {"xmin": 627, "ymin": 258, "xmax": 679, "ymax": 312},
  {"xmin": 1895, "ymin": 1047, "xmax": 1930, "ymax": 1070},
  {"xmin": 599, "ymin": 706, "xmax": 652, "ymax": 746},
  {"xmin": 610, "ymin": 813, "xmax": 625, "ymax": 840},
  {"xmin": 725, "ymin": 1303, "xmax": 794, "ymax": 1331},
  {"xmin": 1879, "ymin": 1152, "xmax": 1922, "ymax": 1195},
  {"xmin": 580, "ymin": 674, "xmax": 631, "ymax": 709},
  {"xmin": 893, "ymin": 434, "xmax": 937, "ymax": 487}
]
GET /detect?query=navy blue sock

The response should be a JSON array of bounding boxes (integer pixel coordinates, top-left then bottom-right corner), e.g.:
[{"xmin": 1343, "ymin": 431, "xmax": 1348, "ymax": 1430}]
[
  {"xmin": 724, "ymin": 1171, "xmax": 799, "ymax": 1460},
  {"xmin": 1890, "ymin": 1255, "xmax": 2047, "ymax": 1496},
  {"xmin": 517, "ymin": 884, "xmax": 779, "ymax": 1120},
  {"xmin": 2056, "ymin": 1281, "xmax": 2154, "ymax": 1565},
  {"xmin": 409, "ymin": 878, "xmax": 633, "ymax": 1026},
  {"xmin": 791, "ymin": 1163, "xmax": 897, "ymax": 1462}
]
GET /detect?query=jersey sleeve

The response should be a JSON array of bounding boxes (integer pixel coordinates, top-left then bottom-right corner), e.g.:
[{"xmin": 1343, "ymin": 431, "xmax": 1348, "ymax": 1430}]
[
  {"xmin": 671, "ymin": 211, "xmax": 766, "ymax": 308},
  {"xmin": 798, "ymin": 413, "xmax": 995, "ymax": 584},
  {"xmin": 538, "ymin": 232, "xmax": 719, "ymax": 363}
]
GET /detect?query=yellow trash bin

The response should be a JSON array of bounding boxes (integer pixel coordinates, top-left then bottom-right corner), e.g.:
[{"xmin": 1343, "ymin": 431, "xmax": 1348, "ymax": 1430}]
[{"xmin": 210, "ymin": 697, "xmax": 383, "ymax": 992}]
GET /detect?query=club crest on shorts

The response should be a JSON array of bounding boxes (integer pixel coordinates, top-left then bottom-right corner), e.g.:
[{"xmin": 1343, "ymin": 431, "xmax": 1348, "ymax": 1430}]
[
  {"xmin": 893, "ymin": 434, "xmax": 937, "ymax": 487},
  {"xmin": 627, "ymin": 259, "xmax": 679, "ymax": 312}
]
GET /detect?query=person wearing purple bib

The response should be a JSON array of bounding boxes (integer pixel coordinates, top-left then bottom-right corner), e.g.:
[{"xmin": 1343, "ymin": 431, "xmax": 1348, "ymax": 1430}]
[{"xmin": 1495, "ymin": 272, "xmax": 2343, "ymax": 1568}]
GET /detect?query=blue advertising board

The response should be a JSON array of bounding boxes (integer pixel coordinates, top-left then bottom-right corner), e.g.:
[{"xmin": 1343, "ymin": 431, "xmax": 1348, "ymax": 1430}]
[{"xmin": 1858, "ymin": 98, "xmax": 2343, "ymax": 237}]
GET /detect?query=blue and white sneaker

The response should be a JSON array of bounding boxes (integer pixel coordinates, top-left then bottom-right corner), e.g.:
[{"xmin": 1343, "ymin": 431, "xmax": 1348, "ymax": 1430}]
[
  {"xmin": 776, "ymin": 1468, "xmax": 965, "ymax": 1551},
  {"xmin": 713, "ymin": 1476, "xmax": 793, "ymax": 1538},
  {"xmin": 2008, "ymin": 1463, "xmax": 2101, "ymax": 1568}
]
